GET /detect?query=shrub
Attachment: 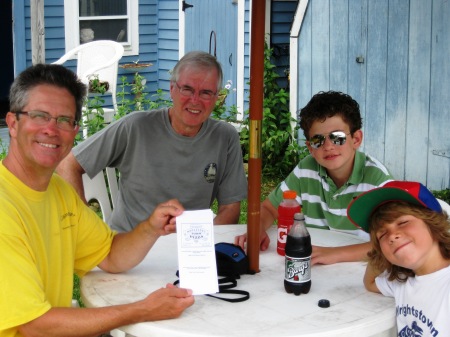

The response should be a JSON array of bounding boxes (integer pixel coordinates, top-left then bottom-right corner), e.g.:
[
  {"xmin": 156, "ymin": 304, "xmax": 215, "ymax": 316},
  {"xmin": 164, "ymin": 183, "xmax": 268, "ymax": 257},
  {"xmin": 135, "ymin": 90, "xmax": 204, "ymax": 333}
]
[{"xmin": 232, "ymin": 41, "xmax": 308, "ymax": 178}]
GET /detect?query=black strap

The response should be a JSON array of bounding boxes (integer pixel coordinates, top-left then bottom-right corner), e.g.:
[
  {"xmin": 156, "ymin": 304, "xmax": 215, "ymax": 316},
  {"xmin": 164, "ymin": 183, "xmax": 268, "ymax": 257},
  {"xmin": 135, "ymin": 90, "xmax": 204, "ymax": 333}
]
[
  {"xmin": 173, "ymin": 272, "xmax": 250, "ymax": 303},
  {"xmin": 206, "ymin": 289, "xmax": 250, "ymax": 302},
  {"xmin": 206, "ymin": 276, "xmax": 249, "ymax": 302}
]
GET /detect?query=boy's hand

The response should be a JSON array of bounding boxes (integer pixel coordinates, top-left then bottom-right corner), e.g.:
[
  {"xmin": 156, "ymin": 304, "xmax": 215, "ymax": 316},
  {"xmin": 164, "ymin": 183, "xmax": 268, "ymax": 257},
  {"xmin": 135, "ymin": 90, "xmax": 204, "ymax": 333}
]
[{"xmin": 234, "ymin": 231, "xmax": 271, "ymax": 251}]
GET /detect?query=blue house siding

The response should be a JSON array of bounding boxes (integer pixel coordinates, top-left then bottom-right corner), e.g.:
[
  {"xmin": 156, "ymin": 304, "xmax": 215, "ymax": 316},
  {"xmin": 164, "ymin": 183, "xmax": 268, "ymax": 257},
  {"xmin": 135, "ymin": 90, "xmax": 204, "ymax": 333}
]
[
  {"xmin": 12, "ymin": 0, "xmax": 26, "ymax": 75},
  {"xmin": 157, "ymin": 0, "xmax": 179, "ymax": 92},
  {"xmin": 294, "ymin": 0, "xmax": 450, "ymax": 190},
  {"xmin": 15, "ymin": 0, "xmax": 169, "ymax": 106},
  {"xmin": 127, "ymin": 1, "xmax": 159, "ymax": 94},
  {"xmin": 243, "ymin": 0, "xmax": 251, "ymax": 112},
  {"xmin": 44, "ymin": 3, "xmax": 66, "ymax": 62},
  {"xmin": 271, "ymin": 0, "xmax": 298, "ymax": 89}
]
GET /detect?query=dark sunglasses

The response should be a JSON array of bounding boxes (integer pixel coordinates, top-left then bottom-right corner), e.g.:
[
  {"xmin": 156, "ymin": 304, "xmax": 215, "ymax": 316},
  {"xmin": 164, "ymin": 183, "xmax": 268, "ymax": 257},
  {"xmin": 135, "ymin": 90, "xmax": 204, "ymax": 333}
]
[{"xmin": 308, "ymin": 131, "xmax": 351, "ymax": 149}]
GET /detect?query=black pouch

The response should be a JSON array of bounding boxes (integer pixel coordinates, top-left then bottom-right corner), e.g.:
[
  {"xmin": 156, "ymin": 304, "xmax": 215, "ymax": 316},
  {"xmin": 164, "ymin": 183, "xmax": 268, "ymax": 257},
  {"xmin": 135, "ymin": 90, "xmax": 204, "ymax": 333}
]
[{"xmin": 215, "ymin": 242, "xmax": 249, "ymax": 278}]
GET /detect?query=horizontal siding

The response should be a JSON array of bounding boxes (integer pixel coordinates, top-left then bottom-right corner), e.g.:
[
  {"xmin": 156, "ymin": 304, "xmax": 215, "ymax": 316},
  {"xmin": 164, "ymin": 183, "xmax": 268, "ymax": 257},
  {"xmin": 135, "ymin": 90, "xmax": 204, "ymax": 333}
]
[
  {"xmin": 157, "ymin": 0, "xmax": 179, "ymax": 91},
  {"xmin": 270, "ymin": 1, "xmax": 298, "ymax": 89}
]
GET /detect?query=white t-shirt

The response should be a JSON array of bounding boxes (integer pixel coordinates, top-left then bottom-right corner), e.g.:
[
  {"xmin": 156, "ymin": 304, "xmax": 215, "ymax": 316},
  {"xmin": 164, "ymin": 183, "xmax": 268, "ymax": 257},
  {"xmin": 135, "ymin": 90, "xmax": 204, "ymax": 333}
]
[{"xmin": 376, "ymin": 265, "xmax": 450, "ymax": 336}]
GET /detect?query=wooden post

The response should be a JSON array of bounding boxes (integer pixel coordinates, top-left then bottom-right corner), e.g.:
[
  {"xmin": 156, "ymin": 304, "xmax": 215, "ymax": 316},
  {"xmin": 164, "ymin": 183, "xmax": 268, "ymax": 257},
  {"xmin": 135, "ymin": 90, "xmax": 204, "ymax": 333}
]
[
  {"xmin": 246, "ymin": 0, "xmax": 266, "ymax": 274},
  {"xmin": 30, "ymin": 0, "xmax": 45, "ymax": 64}
]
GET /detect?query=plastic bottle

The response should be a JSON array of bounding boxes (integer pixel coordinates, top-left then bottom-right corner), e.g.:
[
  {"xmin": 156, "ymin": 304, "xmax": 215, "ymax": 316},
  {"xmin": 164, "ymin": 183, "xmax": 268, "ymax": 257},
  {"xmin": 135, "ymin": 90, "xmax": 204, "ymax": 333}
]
[
  {"xmin": 277, "ymin": 190, "xmax": 301, "ymax": 256},
  {"xmin": 284, "ymin": 212, "xmax": 312, "ymax": 295}
]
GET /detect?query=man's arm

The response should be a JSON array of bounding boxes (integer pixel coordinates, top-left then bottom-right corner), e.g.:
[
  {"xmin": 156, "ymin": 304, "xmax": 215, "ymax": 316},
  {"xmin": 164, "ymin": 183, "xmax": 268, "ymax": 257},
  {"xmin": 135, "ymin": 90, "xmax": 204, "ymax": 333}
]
[
  {"xmin": 214, "ymin": 202, "xmax": 241, "ymax": 225},
  {"xmin": 19, "ymin": 284, "xmax": 194, "ymax": 337},
  {"xmin": 56, "ymin": 152, "xmax": 87, "ymax": 203},
  {"xmin": 98, "ymin": 199, "xmax": 183, "ymax": 273}
]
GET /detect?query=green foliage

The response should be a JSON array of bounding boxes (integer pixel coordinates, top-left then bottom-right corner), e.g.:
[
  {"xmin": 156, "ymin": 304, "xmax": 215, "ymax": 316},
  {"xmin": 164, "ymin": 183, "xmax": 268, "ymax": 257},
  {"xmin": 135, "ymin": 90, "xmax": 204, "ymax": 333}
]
[
  {"xmin": 115, "ymin": 75, "xmax": 172, "ymax": 119},
  {"xmin": 0, "ymin": 138, "xmax": 7, "ymax": 160},
  {"xmin": 432, "ymin": 189, "xmax": 450, "ymax": 205},
  {"xmin": 74, "ymin": 75, "xmax": 108, "ymax": 145},
  {"xmin": 212, "ymin": 80, "xmax": 239, "ymax": 123},
  {"xmin": 147, "ymin": 89, "xmax": 173, "ymax": 111},
  {"xmin": 72, "ymin": 274, "xmax": 84, "ymax": 307},
  {"xmin": 211, "ymin": 41, "xmax": 309, "ymax": 178},
  {"xmin": 76, "ymin": 73, "xmax": 172, "ymax": 145},
  {"xmin": 240, "ymin": 42, "xmax": 308, "ymax": 178}
]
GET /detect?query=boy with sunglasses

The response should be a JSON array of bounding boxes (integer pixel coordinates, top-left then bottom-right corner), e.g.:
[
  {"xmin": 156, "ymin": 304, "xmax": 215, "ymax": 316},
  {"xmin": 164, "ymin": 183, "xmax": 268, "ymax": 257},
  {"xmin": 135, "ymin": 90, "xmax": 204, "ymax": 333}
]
[{"xmin": 235, "ymin": 91, "xmax": 393, "ymax": 265}]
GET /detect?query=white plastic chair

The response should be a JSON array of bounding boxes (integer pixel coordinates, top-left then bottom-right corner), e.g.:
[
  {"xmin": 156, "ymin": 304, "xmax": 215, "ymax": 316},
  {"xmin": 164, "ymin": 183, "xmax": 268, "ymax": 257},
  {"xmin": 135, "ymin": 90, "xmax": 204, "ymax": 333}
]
[
  {"xmin": 83, "ymin": 167, "xmax": 119, "ymax": 223},
  {"xmin": 82, "ymin": 168, "xmax": 128, "ymax": 337},
  {"xmin": 437, "ymin": 198, "xmax": 450, "ymax": 215},
  {"xmin": 52, "ymin": 40, "xmax": 124, "ymax": 112}
]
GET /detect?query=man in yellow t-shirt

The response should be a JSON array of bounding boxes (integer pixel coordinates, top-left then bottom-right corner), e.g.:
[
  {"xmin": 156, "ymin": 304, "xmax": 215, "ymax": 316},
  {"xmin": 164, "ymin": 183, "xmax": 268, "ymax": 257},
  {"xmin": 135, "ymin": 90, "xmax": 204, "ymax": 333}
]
[{"xmin": 0, "ymin": 64, "xmax": 194, "ymax": 337}]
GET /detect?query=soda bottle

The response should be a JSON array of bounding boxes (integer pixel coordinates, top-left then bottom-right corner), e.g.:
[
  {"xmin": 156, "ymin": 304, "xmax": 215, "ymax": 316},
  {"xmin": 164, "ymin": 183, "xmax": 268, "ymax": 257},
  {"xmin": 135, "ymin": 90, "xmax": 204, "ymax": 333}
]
[
  {"xmin": 284, "ymin": 212, "xmax": 312, "ymax": 295},
  {"xmin": 277, "ymin": 190, "xmax": 301, "ymax": 255}
]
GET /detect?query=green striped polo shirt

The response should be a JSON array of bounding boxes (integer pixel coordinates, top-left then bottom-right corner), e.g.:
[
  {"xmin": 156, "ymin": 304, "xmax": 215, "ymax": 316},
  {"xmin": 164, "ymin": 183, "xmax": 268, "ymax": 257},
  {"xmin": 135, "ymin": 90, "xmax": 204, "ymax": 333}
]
[{"xmin": 268, "ymin": 151, "xmax": 393, "ymax": 240}]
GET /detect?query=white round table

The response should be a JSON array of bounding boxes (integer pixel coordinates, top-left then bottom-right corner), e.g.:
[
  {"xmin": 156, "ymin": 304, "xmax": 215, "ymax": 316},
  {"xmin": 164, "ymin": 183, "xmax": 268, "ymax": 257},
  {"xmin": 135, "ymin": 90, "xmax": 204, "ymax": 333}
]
[{"xmin": 81, "ymin": 225, "xmax": 396, "ymax": 337}]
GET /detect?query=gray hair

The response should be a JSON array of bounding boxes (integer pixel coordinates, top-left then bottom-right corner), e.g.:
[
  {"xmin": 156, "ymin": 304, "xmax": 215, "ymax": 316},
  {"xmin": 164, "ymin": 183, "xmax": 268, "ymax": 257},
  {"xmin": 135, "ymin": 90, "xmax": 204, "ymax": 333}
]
[
  {"xmin": 170, "ymin": 51, "xmax": 223, "ymax": 91},
  {"xmin": 9, "ymin": 63, "xmax": 87, "ymax": 122}
]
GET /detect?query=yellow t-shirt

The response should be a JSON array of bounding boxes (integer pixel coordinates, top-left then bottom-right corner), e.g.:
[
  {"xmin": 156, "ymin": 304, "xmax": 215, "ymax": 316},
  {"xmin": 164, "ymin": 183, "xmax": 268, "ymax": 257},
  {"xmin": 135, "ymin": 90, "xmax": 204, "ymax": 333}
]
[{"xmin": 0, "ymin": 162, "xmax": 115, "ymax": 337}]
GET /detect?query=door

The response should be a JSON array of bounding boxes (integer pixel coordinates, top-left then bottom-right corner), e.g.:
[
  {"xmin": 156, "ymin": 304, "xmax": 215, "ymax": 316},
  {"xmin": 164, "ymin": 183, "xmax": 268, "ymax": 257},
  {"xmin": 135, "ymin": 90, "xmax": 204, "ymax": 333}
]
[
  {"xmin": 184, "ymin": 0, "xmax": 238, "ymax": 108},
  {"xmin": 0, "ymin": 0, "xmax": 14, "ymax": 123}
]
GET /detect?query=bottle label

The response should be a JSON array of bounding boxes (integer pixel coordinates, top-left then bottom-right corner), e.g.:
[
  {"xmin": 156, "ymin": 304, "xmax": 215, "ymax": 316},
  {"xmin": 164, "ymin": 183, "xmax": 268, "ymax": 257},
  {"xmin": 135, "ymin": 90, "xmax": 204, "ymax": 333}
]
[
  {"xmin": 284, "ymin": 255, "xmax": 311, "ymax": 283},
  {"xmin": 278, "ymin": 227, "xmax": 288, "ymax": 244}
]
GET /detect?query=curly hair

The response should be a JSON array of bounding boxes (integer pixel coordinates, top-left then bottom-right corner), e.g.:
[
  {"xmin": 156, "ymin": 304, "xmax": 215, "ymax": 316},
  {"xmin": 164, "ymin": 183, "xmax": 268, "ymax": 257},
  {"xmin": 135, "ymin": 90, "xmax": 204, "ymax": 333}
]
[
  {"xmin": 367, "ymin": 201, "xmax": 450, "ymax": 282},
  {"xmin": 299, "ymin": 91, "xmax": 362, "ymax": 140}
]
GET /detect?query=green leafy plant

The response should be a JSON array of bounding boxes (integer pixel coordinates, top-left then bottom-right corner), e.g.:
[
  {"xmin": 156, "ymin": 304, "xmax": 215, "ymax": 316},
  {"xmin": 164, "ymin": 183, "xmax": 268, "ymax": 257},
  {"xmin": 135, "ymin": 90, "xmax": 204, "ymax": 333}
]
[
  {"xmin": 74, "ymin": 75, "xmax": 109, "ymax": 145},
  {"xmin": 432, "ymin": 189, "xmax": 450, "ymax": 205},
  {"xmin": 212, "ymin": 80, "xmax": 239, "ymax": 123},
  {"xmin": 210, "ymin": 41, "xmax": 308, "ymax": 178},
  {"xmin": 0, "ymin": 137, "xmax": 7, "ymax": 160},
  {"xmin": 238, "ymin": 41, "xmax": 308, "ymax": 178},
  {"xmin": 116, "ymin": 75, "xmax": 172, "ymax": 120},
  {"xmin": 131, "ymin": 72, "xmax": 151, "ymax": 111},
  {"xmin": 146, "ymin": 88, "xmax": 172, "ymax": 111}
]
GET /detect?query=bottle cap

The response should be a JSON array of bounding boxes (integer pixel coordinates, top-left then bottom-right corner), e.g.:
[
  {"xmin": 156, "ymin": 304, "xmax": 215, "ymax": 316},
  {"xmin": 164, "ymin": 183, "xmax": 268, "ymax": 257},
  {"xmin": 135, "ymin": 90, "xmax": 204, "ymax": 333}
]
[
  {"xmin": 318, "ymin": 299, "xmax": 330, "ymax": 308},
  {"xmin": 282, "ymin": 190, "xmax": 297, "ymax": 199},
  {"xmin": 294, "ymin": 212, "xmax": 304, "ymax": 221}
]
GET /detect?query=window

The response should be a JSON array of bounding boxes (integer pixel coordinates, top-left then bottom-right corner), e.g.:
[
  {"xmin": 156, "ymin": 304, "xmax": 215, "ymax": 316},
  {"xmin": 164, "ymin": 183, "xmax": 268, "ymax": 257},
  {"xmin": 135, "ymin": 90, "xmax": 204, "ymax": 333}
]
[{"xmin": 64, "ymin": 0, "xmax": 138, "ymax": 56}]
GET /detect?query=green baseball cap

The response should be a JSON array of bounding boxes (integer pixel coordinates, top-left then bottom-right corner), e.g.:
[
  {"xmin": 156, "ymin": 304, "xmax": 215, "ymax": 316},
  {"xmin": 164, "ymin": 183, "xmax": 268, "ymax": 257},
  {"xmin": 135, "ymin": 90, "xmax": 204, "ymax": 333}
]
[{"xmin": 347, "ymin": 181, "xmax": 442, "ymax": 232}]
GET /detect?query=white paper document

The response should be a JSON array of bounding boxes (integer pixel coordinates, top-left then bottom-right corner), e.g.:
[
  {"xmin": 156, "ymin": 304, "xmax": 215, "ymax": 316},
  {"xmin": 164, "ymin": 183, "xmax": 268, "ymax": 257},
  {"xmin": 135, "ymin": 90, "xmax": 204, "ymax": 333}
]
[{"xmin": 176, "ymin": 209, "xmax": 219, "ymax": 295}]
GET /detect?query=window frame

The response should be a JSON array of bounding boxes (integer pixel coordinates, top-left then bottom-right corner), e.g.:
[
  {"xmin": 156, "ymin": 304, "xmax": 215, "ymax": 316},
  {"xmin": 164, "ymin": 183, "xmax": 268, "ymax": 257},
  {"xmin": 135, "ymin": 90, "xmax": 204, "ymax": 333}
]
[{"xmin": 63, "ymin": 0, "xmax": 139, "ymax": 56}]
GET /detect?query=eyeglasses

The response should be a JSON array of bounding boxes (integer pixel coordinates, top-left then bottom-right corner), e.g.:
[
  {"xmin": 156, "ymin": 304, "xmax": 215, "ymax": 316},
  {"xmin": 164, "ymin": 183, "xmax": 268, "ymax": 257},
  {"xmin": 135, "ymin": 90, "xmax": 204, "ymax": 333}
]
[
  {"xmin": 308, "ymin": 131, "xmax": 351, "ymax": 149},
  {"xmin": 174, "ymin": 82, "xmax": 217, "ymax": 101},
  {"xmin": 15, "ymin": 111, "xmax": 79, "ymax": 131}
]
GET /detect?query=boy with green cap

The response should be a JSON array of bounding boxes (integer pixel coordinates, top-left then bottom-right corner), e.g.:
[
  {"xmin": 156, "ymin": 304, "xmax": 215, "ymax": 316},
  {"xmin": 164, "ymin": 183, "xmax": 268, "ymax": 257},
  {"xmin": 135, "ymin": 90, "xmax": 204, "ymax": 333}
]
[{"xmin": 348, "ymin": 180, "xmax": 450, "ymax": 336}]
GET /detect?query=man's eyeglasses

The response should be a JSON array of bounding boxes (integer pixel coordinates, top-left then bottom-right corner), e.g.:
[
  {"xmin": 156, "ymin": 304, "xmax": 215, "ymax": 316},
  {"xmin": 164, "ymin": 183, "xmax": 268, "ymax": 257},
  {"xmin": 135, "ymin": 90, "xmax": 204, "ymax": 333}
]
[
  {"xmin": 15, "ymin": 111, "xmax": 79, "ymax": 131},
  {"xmin": 308, "ymin": 131, "xmax": 351, "ymax": 149},
  {"xmin": 174, "ymin": 82, "xmax": 217, "ymax": 101}
]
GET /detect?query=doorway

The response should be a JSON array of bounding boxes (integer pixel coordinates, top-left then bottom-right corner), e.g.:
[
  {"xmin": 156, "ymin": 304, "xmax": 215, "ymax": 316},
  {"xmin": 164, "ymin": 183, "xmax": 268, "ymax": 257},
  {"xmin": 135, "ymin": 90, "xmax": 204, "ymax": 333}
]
[{"xmin": 0, "ymin": 0, "xmax": 14, "ymax": 126}]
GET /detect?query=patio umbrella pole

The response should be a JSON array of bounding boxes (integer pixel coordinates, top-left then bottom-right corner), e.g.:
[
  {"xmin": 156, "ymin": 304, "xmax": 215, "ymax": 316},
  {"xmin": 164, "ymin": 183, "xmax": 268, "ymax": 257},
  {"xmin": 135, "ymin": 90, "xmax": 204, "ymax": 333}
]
[{"xmin": 247, "ymin": 0, "xmax": 266, "ymax": 274}]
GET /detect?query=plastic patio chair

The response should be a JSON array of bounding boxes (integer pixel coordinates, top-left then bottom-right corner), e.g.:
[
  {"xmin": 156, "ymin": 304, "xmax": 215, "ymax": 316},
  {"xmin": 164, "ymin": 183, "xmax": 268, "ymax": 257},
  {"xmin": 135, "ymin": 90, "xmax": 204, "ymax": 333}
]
[
  {"xmin": 52, "ymin": 40, "xmax": 124, "ymax": 112},
  {"xmin": 82, "ymin": 168, "xmax": 129, "ymax": 337},
  {"xmin": 83, "ymin": 167, "xmax": 119, "ymax": 223},
  {"xmin": 437, "ymin": 198, "xmax": 450, "ymax": 214}
]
